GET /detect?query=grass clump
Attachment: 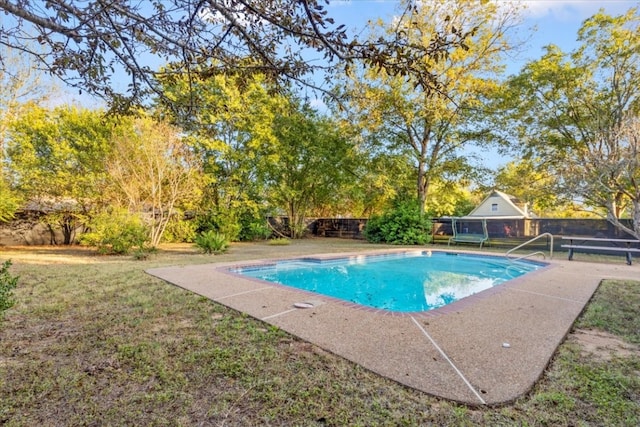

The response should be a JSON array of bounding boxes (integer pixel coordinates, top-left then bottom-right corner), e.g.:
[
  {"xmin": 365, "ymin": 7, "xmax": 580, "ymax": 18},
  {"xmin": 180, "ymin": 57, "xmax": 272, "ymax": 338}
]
[{"xmin": 268, "ymin": 237, "xmax": 291, "ymax": 246}]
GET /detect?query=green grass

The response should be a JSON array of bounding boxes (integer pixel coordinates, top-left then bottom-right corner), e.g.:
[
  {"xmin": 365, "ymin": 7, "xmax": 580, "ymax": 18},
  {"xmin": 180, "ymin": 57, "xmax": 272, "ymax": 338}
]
[
  {"xmin": 1, "ymin": 241, "xmax": 639, "ymax": 425},
  {"xmin": 268, "ymin": 237, "xmax": 292, "ymax": 246},
  {"xmin": 577, "ymin": 280, "xmax": 640, "ymax": 344}
]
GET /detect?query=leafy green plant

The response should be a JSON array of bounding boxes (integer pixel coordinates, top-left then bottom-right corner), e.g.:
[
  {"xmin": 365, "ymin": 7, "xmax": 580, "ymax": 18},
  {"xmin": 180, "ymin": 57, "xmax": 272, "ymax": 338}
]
[
  {"xmin": 364, "ymin": 198, "xmax": 432, "ymax": 245},
  {"xmin": 0, "ymin": 260, "xmax": 19, "ymax": 318},
  {"xmin": 81, "ymin": 209, "xmax": 150, "ymax": 255},
  {"xmin": 194, "ymin": 230, "xmax": 229, "ymax": 254},
  {"xmin": 161, "ymin": 212, "xmax": 198, "ymax": 243},
  {"xmin": 238, "ymin": 213, "xmax": 272, "ymax": 241},
  {"xmin": 196, "ymin": 210, "xmax": 241, "ymax": 242},
  {"xmin": 0, "ymin": 177, "xmax": 20, "ymax": 223}
]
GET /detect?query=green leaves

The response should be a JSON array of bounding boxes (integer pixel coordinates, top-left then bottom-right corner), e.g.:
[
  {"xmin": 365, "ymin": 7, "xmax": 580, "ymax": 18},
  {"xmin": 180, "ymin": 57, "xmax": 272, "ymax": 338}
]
[
  {"xmin": 7, "ymin": 105, "xmax": 116, "ymax": 205},
  {"xmin": 0, "ymin": 260, "xmax": 18, "ymax": 319},
  {"xmin": 266, "ymin": 102, "xmax": 358, "ymax": 237},
  {"xmin": 340, "ymin": 0, "xmax": 518, "ymax": 213},
  {"xmin": 364, "ymin": 198, "xmax": 432, "ymax": 245},
  {"xmin": 80, "ymin": 209, "xmax": 150, "ymax": 255},
  {"xmin": 0, "ymin": 177, "xmax": 19, "ymax": 223},
  {"xmin": 194, "ymin": 230, "xmax": 229, "ymax": 255},
  {"xmin": 500, "ymin": 7, "xmax": 640, "ymax": 236}
]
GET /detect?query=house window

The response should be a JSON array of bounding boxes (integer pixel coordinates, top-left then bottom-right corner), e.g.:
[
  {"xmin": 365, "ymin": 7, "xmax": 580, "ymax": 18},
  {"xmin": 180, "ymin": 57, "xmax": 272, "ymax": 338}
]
[{"xmin": 491, "ymin": 203, "xmax": 498, "ymax": 212}]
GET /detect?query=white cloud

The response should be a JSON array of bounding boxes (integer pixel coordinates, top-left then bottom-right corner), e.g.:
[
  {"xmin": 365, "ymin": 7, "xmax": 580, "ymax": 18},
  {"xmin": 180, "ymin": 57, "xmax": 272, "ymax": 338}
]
[
  {"xmin": 517, "ymin": 0, "xmax": 635, "ymax": 20},
  {"xmin": 309, "ymin": 98, "xmax": 328, "ymax": 112}
]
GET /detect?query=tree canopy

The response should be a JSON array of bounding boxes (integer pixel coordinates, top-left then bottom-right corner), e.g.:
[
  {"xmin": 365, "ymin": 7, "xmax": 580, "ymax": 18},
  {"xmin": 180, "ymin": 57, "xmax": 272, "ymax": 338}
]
[
  {"xmin": 337, "ymin": 0, "xmax": 520, "ymax": 214},
  {"xmin": 500, "ymin": 7, "xmax": 640, "ymax": 236},
  {"xmin": 6, "ymin": 105, "xmax": 120, "ymax": 242}
]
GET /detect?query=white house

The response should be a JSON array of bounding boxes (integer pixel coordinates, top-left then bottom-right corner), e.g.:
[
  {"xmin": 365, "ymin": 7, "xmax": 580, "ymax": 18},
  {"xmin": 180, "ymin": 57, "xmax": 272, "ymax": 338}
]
[
  {"xmin": 466, "ymin": 190, "xmax": 533, "ymax": 219},
  {"xmin": 444, "ymin": 190, "xmax": 537, "ymax": 244}
]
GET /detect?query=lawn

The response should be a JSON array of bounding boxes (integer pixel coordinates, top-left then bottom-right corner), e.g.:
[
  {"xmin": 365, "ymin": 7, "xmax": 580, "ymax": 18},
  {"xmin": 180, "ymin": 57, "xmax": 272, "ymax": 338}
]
[{"xmin": 1, "ymin": 239, "xmax": 639, "ymax": 426}]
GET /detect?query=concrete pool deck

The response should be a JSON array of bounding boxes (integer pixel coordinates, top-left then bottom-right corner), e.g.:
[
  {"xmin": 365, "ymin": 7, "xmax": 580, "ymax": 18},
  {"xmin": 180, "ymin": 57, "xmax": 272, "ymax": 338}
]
[{"xmin": 147, "ymin": 247, "xmax": 640, "ymax": 406}]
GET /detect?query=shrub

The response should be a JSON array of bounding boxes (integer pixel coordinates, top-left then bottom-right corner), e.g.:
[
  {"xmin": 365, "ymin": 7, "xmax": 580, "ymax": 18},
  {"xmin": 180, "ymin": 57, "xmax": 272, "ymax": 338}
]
[
  {"xmin": 81, "ymin": 209, "xmax": 150, "ymax": 255},
  {"xmin": 197, "ymin": 208, "xmax": 272, "ymax": 242},
  {"xmin": 194, "ymin": 230, "xmax": 229, "ymax": 254},
  {"xmin": 196, "ymin": 210, "xmax": 241, "ymax": 242},
  {"xmin": 0, "ymin": 178, "xmax": 19, "ymax": 223},
  {"xmin": 364, "ymin": 199, "xmax": 432, "ymax": 245},
  {"xmin": 0, "ymin": 260, "xmax": 19, "ymax": 319},
  {"xmin": 162, "ymin": 214, "xmax": 198, "ymax": 243},
  {"xmin": 238, "ymin": 213, "xmax": 272, "ymax": 241}
]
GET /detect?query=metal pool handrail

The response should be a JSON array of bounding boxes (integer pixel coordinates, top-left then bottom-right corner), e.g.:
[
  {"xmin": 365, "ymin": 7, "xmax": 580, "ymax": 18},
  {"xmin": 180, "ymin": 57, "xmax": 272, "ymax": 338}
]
[{"xmin": 506, "ymin": 232, "xmax": 554, "ymax": 261}]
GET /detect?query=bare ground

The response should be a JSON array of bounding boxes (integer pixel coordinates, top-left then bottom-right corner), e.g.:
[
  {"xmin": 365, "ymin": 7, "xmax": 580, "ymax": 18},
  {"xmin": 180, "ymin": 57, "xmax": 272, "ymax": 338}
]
[{"xmin": 569, "ymin": 328, "xmax": 639, "ymax": 361}]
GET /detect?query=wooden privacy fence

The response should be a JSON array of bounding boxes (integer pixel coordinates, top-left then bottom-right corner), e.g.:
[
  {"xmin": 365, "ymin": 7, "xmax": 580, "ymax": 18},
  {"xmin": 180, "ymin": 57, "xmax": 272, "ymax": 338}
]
[
  {"xmin": 2, "ymin": 214, "xmax": 637, "ymax": 247},
  {"xmin": 309, "ymin": 217, "xmax": 638, "ymax": 250}
]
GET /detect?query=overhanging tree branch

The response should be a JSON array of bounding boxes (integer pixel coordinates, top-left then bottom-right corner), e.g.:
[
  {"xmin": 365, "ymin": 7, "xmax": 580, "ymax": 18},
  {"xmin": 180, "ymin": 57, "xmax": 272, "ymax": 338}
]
[{"xmin": 0, "ymin": 0, "xmax": 472, "ymax": 110}]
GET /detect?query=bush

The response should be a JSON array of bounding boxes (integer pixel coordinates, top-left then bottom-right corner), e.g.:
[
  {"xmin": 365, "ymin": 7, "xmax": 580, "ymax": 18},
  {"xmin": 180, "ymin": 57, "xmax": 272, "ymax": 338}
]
[
  {"xmin": 0, "ymin": 260, "xmax": 19, "ymax": 319},
  {"xmin": 81, "ymin": 209, "xmax": 150, "ymax": 255},
  {"xmin": 194, "ymin": 230, "xmax": 229, "ymax": 254},
  {"xmin": 162, "ymin": 214, "xmax": 198, "ymax": 243},
  {"xmin": 197, "ymin": 208, "xmax": 272, "ymax": 242},
  {"xmin": 196, "ymin": 210, "xmax": 241, "ymax": 242},
  {"xmin": 364, "ymin": 199, "xmax": 432, "ymax": 245},
  {"xmin": 238, "ymin": 213, "xmax": 271, "ymax": 241}
]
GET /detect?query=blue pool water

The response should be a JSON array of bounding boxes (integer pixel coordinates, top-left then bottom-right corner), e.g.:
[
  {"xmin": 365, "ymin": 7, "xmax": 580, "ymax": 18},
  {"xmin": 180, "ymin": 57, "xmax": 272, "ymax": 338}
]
[{"xmin": 232, "ymin": 251, "xmax": 544, "ymax": 312}]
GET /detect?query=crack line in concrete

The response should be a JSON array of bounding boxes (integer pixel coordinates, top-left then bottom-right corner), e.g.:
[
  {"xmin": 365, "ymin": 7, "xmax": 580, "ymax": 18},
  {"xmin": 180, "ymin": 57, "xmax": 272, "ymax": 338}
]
[
  {"xmin": 261, "ymin": 308, "xmax": 299, "ymax": 321},
  {"xmin": 411, "ymin": 316, "xmax": 487, "ymax": 405},
  {"xmin": 508, "ymin": 287, "xmax": 584, "ymax": 304},
  {"xmin": 215, "ymin": 286, "xmax": 273, "ymax": 301}
]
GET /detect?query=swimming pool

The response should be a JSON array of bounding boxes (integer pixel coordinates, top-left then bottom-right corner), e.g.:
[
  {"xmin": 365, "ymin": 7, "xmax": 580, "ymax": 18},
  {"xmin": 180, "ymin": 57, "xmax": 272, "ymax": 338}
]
[{"xmin": 231, "ymin": 251, "xmax": 544, "ymax": 312}]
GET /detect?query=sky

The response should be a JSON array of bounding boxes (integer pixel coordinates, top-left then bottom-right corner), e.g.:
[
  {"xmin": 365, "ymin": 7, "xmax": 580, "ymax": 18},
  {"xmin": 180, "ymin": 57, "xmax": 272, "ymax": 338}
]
[
  {"xmin": 66, "ymin": 0, "xmax": 638, "ymax": 108},
  {"xmin": 326, "ymin": 0, "xmax": 638, "ymax": 76}
]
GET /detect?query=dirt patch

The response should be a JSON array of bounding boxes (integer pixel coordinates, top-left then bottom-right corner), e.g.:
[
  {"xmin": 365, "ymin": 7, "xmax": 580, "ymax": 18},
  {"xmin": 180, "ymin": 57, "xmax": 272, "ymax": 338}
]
[{"xmin": 569, "ymin": 328, "xmax": 639, "ymax": 361}]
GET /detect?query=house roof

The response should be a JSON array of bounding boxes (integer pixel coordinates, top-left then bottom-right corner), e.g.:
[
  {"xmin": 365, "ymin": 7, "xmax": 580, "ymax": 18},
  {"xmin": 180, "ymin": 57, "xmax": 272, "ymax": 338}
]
[{"xmin": 465, "ymin": 190, "xmax": 533, "ymax": 219}]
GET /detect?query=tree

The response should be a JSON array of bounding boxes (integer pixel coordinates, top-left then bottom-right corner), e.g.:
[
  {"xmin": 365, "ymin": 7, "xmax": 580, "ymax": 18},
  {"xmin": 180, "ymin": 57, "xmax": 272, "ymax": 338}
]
[
  {"xmin": 586, "ymin": 115, "xmax": 640, "ymax": 236},
  {"xmin": 0, "ymin": 45, "xmax": 53, "ymax": 222},
  {"xmin": 500, "ymin": 8, "xmax": 640, "ymax": 236},
  {"xmin": 492, "ymin": 159, "xmax": 566, "ymax": 217},
  {"xmin": 0, "ymin": 45, "xmax": 53, "ymax": 152},
  {"xmin": 159, "ymin": 69, "xmax": 367, "ymax": 237},
  {"xmin": 6, "ymin": 105, "xmax": 117, "ymax": 243},
  {"xmin": 424, "ymin": 180, "xmax": 477, "ymax": 217},
  {"xmin": 338, "ymin": 0, "xmax": 521, "ymax": 215},
  {"xmin": 107, "ymin": 116, "xmax": 204, "ymax": 247},
  {"xmin": 158, "ymin": 69, "xmax": 285, "ymax": 240},
  {"xmin": 0, "ymin": 178, "xmax": 19, "ymax": 222},
  {"xmin": 0, "ymin": 0, "xmax": 474, "ymax": 109},
  {"xmin": 265, "ymin": 102, "xmax": 357, "ymax": 238}
]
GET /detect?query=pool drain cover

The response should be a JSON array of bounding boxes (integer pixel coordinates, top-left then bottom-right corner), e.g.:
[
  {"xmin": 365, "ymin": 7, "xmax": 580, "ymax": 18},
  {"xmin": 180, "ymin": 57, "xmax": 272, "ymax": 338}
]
[{"xmin": 293, "ymin": 302, "xmax": 314, "ymax": 309}]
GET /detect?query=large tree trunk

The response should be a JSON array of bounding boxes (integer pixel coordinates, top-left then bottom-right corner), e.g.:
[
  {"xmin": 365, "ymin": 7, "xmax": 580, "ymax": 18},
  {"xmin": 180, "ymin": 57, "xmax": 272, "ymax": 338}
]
[
  {"xmin": 606, "ymin": 200, "xmax": 640, "ymax": 240},
  {"xmin": 417, "ymin": 154, "xmax": 430, "ymax": 216}
]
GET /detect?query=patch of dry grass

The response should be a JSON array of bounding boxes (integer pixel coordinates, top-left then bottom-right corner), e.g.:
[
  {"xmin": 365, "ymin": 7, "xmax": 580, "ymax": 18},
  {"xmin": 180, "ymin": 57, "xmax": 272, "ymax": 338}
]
[{"xmin": 0, "ymin": 240, "xmax": 638, "ymax": 426}]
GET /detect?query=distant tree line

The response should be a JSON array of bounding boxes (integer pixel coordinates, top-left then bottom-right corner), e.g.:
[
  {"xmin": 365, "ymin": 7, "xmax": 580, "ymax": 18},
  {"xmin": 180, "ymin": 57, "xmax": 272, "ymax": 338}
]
[{"xmin": 0, "ymin": 1, "xmax": 638, "ymax": 246}]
